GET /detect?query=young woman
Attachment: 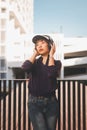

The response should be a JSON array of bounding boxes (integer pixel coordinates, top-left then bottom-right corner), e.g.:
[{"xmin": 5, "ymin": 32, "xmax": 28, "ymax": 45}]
[{"xmin": 22, "ymin": 35, "xmax": 62, "ymax": 130}]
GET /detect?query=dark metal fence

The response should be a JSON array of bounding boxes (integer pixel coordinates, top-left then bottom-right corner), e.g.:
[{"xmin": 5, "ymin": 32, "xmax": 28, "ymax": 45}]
[{"xmin": 0, "ymin": 79, "xmax": 87, "ymax": 130}]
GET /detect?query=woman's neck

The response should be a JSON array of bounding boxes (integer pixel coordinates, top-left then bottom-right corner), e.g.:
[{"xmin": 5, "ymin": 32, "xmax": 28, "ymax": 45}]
[{"xmin": 42, "ymin": 54, "xmax": 49, "ymax": 65}]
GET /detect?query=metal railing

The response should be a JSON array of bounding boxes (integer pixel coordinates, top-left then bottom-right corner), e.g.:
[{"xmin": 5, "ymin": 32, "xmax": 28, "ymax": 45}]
[{"xmin": 0, "ymin": 79, "xmax": 87, "ymax": 130}]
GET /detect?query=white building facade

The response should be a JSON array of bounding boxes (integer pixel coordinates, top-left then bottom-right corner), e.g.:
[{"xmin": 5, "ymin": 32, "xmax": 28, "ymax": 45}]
[
  {"xmin": 0, "ymin": 0, "xmax": 33, "ymax": 79},
  {"xmin": 63, "ymin": 37, "xmax": 87, "ymax": 79}
]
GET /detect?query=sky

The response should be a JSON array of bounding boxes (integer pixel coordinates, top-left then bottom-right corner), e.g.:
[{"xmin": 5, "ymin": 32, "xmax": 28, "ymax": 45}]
[{"xmin": 34, "ymin": 0, "xmax": 87, "ymax": 37}]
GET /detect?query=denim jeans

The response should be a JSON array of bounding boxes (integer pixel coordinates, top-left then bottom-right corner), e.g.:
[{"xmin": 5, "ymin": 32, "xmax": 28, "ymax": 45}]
[{"xmin": 28, "ymin": 95, "xmax": 59, "ymax": 130}]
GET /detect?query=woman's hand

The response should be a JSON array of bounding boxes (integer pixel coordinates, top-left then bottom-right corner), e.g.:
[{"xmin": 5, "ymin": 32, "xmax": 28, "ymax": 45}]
[
  {"xmin": 28, "ymin": 48, "xmax": 40, "ymax": 64},
  {"xmin": 33, "ymin": 48, "xmax": 40, "ymax": 57},
  {"xmin": 48, "ymin": 43, "xmax": 56, "ymax": 66},
  {"xmin": 49, "ymin": 43, "xmax": 56, "ymax": 57}
]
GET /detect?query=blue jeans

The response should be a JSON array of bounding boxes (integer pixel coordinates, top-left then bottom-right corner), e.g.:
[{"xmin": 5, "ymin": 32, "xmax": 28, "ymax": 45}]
[{"xmin": 28, "ymin": 95, "xmax": 59, "ymax": 130}]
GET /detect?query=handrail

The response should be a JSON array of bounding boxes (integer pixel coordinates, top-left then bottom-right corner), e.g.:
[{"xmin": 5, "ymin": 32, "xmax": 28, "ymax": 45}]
[{"xmin": 0, "ymin": 79, "xmax": 87, "ymax": 130}]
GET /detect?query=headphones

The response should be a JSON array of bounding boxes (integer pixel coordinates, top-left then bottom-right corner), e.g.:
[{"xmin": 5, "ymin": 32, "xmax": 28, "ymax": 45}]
[
  {"xmin": 33, "ymin": 35, "xmax": 54, "ymax": 51},
  {"xmin": 43, "ymin": 35, "xmax": 54, "ymax": 50}
]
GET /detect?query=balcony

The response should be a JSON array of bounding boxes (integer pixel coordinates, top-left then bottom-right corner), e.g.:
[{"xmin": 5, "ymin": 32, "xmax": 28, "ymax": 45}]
[{"xmin": 0, "ymin": 79, "xmax": 87, "ymax": 130}]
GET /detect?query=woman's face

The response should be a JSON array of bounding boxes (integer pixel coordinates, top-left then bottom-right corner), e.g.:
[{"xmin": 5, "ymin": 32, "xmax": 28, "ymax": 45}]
[{"xmin": 35, "ymin": 40, "xmax": 49, "ymax": 55}]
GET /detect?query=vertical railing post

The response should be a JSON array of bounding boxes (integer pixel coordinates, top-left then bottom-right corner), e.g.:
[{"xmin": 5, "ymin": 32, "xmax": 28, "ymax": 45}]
[
  {"xmin": 0, "ymin": 80, "xmax": 1, "ymax": 130},
  {"xmin": 73, "ymin": 80, "xmax": 76, "ymax": 130},
  {"xmin": 58, "ymin": 80, "xmax": 60, "ymax": 130},
  {"xmin": 13, "ymin": 80, "xmax": 17, "ymax": 130},
  {"xmin": 68, "ymin": 80, "xmax": 70, "ymax": 130},
  {"xmin": 8, "ymin": 80, "xmax": 11, "ymax": 130},
  {"xmin": 83, "ymin": 83, "xmax": 86, "ymax": 130},
  {"xmin": 3, "ymin": 80, "xmax": 6, "ymax": 130},
  {"xmin": 18, "ymin": 81, "xmax": 22, "ymax": 130},
  {"xmin": 78, "ymin": 81, "xmax": 80, "ymax": 130},
  {"xmin": 23, "ymin": 80, "xmax": 26, "ymax": 130}
]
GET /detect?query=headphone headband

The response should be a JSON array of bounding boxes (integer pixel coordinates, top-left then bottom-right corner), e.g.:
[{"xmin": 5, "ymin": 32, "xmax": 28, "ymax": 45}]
[{"xmin": 32, "ymin": 35, "xmax": 54, "ymax": 45}]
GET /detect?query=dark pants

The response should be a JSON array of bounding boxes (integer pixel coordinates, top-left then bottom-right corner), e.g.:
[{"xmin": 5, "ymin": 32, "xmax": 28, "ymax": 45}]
[{"xmin": 28, "ymin": 95, "xmax": 59, "ymax": 130}]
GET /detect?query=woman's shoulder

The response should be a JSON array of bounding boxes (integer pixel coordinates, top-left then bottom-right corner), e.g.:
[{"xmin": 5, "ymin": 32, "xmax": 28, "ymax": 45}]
[
  {"xmin": 55, "ymin": 59, "xmax": 61, "ymax": 64},
  {"xmin": 55, "ymin": 60, "xmax": 62, "ymax": 67}
]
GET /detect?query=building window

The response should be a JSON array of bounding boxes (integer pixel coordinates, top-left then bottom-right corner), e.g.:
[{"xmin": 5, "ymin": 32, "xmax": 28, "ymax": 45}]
[
  {"xmin": 14, "ymin": 56, "xmax": 21, "ymax": 60},
  {"xmin": 14, "ymin": 42, "xmax": 20, "ymax": 45},
  {"xmin": 0, "ymin": 19, "xmax": 6, "ymax": 29},
  {"xmin": 0, "ymin": 59, "xmax": 6, "ymax": 71},
  {"xmin": 0, "ymin": 46, "xmax": 5, "ymax": 56},
  {"xmin": 0, "ymin": 73, "xmax": 6, "ymax": 79},
  {"xmin": 1, "ymin": 8, "xmax": 6, "ymax": 13},
  {"xmin": 0, "ymin": 31, "xmax": 6, "ymax": 43},
  {"xmin": 64, "ymin": 66, "xmax": 86, "ymax": 76}
]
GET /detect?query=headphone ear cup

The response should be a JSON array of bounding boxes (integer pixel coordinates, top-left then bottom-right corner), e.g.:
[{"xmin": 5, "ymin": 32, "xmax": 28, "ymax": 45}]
[
  {"xmin": 47, "ymin": 36, "xmax": 54, "ymax": 50},
  {"xmin": 49, "ymin": 37, "xmax": 54, "ymax": 45},
  {"xmin": 48, "ymin": 43, "xmax": 52, "ymax": 50},
  {"xmin": 43, "ymin": 35, "xmax": 54, "ymax": 50},
  {"xmin": 44, "ymin": 35, "xmax": 53, "ymax": 45}
]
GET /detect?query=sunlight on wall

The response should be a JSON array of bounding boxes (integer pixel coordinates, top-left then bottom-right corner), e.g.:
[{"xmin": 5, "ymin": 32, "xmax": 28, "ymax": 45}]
[{"xmin": 6, "ymin": 33, "xmax": 34, "ymax": 62}]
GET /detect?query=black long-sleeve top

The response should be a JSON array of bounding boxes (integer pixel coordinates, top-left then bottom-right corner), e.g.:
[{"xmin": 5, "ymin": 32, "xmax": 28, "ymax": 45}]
[{"xmin": 22, "ymin": 57, "xmax": 61, "ymax": 97}]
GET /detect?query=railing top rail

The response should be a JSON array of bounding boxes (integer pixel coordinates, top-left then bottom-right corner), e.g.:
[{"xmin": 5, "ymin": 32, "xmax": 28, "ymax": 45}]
[
  {"xmin": 0, "ymin": 78, "xmax": 87, "ymax": 81},
  {"xmin": 0, "ymin": 78, "xmax": 87, "ymax": 80}
]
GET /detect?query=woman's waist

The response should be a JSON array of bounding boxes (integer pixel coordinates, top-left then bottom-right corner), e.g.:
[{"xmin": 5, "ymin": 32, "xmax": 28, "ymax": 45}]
[
  {"xmin": 30, "ymin": 91, "xmax": 55, "ymax": 97},
  {"xmin": 29, "ymin": 91, "xmax": 56, "ymax": 101}
]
